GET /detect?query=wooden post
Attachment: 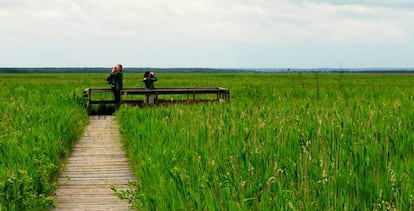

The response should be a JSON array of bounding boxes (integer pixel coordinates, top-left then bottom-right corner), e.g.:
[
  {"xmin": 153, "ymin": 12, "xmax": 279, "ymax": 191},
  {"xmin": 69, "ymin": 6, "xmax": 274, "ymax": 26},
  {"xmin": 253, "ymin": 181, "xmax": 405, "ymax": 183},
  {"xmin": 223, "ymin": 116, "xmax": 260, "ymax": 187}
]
[{"xmin": 83, "ymin": 88, "xmax": 90, "ymax": 110}]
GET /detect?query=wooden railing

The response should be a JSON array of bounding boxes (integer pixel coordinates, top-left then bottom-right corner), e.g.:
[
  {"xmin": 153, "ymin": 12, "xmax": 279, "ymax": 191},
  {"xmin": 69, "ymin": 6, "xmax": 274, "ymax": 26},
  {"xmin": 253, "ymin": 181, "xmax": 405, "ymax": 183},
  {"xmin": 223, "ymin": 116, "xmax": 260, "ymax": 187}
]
[{"xmin": 83, "ymin": 87, "xmax": 230, "ymax": 110}]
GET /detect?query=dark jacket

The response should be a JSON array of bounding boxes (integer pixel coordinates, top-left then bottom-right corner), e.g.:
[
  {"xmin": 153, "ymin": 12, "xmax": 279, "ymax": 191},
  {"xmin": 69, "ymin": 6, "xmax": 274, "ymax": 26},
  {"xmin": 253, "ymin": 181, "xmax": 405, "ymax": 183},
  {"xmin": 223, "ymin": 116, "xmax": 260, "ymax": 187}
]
[
  {"xmin": 142, "ymin": 76, "xmax": 157, "ymax": 89},
  {"xmin": 106, "ymin": 71, "xmax": 123, "ymax": 91}
]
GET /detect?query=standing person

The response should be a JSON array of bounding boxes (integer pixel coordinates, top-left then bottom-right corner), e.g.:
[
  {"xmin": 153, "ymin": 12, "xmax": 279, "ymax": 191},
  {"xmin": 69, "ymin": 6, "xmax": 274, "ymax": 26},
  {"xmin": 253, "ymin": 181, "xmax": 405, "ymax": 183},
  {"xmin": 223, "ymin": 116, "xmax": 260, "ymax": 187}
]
[
  {"xmin": 106, "ymin": 64, "xmax": 123, "ymax": 107},
  {"xmin": 142, "ymin": 71, "xmax": 157, "ymax": 105}
]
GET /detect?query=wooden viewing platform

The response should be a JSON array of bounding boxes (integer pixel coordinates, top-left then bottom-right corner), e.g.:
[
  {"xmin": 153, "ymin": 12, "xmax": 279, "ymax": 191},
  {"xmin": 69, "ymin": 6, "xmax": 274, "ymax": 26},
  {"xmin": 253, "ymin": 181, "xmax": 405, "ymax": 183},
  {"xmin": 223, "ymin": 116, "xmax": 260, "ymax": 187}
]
[
  {"xmin": 53, "ymin": 116, "xmax": 135, "ymax": 210},
  {"xmin": 84, "ymin": 87, "xmax": 230, "ymax": 110}
]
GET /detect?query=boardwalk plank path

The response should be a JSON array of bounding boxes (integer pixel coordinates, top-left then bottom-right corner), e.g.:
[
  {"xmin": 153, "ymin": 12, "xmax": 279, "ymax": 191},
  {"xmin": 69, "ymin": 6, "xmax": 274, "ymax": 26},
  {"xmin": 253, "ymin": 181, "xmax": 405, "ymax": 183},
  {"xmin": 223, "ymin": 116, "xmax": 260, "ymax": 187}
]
[{"xmin": 53, "ymin": 115, "xmax": 135, "ymax": 210}]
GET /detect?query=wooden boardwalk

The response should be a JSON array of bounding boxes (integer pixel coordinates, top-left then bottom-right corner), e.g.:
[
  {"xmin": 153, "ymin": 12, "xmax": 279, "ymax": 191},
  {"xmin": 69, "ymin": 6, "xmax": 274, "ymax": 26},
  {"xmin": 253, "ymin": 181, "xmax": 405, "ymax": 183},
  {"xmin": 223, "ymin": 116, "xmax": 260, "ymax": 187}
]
[{"xmin": 53, "ymin": 115, "xmax": 135, "ymax": 210}]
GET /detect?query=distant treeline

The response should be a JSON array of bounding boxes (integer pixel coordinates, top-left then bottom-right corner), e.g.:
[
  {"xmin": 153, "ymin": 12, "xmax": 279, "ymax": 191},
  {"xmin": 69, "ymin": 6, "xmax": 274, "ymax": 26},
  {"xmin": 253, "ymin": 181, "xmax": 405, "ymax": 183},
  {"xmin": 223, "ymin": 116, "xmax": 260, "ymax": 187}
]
[
  {"xmin": 0, "ymin": 67, "xmax": 413, "ymax": 73},
  {"xmin": 0, "ymin": 67, "xmax": 251, "ymax": 73}
]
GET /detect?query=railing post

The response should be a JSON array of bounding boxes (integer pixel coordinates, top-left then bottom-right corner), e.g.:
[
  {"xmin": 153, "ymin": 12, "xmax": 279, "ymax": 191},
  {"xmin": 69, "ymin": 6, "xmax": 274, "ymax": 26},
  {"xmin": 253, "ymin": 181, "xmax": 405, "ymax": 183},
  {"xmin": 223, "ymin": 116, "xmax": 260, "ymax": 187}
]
[
  {"xmin": 83, "ymin": 88, "xmax": 90, "ymax": 108},
  {"xmin": 83, "ymin": 88, "xmax": 91, "ymax": 114}
]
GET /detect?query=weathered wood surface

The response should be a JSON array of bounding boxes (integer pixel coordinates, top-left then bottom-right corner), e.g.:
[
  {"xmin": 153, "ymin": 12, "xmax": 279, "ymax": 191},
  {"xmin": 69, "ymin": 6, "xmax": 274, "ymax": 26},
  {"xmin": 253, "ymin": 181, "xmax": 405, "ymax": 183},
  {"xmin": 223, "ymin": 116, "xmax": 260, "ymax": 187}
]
[
  {"xmin": 53, "ymin": 115, "xmax": 135, "ymax": 210},
  {"xmin": 83, "ymin": 87, "xmax": 230, "ymax": 109}
]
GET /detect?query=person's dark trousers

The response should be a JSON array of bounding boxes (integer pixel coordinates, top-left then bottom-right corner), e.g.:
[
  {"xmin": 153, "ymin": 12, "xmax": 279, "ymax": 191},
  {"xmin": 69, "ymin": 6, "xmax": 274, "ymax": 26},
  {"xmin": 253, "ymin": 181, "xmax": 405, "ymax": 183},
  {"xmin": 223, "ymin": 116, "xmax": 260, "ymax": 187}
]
[{"xmin": 112, "ymin": 88, "xmax": 121, "ymax": 107}]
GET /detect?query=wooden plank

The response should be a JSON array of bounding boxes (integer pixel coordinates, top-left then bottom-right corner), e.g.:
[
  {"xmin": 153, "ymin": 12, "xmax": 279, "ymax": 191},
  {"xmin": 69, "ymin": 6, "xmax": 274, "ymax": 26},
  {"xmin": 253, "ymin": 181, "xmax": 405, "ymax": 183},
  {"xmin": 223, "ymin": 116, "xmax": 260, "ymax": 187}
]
[
  {"xmin": 53, "ymin": 116, "xmax": 136, "ymax": 210},
  {"xmin": 85, "ymin": 87, "xmax": 229, "ymax": 98},
  {"xmin": 121, "ymin": 87, "xmax": 229, "ymax": 95},
  {"xmin": 58, "ymin": 178, "xmax": 134, "ymax": 186},
  {"xmin": 62, "ymin": 165, "xmax": 132, "ymax": 171},
  {"xmin": 59, "ymin": 172, "xmax": 135, "ymax": 179}
]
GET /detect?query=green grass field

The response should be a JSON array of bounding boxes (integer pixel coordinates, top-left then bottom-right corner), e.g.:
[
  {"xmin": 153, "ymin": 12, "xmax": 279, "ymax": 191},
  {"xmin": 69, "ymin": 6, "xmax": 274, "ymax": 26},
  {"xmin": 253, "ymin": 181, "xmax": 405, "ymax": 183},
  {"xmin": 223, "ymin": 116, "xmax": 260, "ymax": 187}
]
[
  {"xmin": 0, "ymin": 74, "xmax": 89, "ymax": 210},
  {"xmin": 1, "ymin": 73, "xmax": 413, "ymax": 210}
]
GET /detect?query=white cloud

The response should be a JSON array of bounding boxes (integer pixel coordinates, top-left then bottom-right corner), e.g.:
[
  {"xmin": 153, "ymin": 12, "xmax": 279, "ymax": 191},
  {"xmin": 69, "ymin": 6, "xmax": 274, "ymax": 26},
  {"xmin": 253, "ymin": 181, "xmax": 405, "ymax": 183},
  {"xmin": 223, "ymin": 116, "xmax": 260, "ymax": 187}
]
[
  {"xmin": 2, "ymin": 0, "xmax": 411, "ymax": 42},
  {"xmin": 0, "ymin": 0, "xmax": 413, "ymax": 67},
  {"xmin": 308, "ymin": 0, "xmax": 414, "ymax": 8},
  {"xmin": 295, "ymin": 2, "xmax": 410, "ymax": 42}
]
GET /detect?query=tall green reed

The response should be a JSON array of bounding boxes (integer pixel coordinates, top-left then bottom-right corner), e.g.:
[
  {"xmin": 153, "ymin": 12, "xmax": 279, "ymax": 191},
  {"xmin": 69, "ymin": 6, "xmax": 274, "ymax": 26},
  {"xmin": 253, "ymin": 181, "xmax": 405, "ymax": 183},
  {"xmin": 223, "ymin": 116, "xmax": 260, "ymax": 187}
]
[
  {"xmin": 116, "ymin": 73, "xmax": 413, "ymax": 210},
  {"xmin": 0, "ymin": 74, "xmax": 89, "ymax": 210}
]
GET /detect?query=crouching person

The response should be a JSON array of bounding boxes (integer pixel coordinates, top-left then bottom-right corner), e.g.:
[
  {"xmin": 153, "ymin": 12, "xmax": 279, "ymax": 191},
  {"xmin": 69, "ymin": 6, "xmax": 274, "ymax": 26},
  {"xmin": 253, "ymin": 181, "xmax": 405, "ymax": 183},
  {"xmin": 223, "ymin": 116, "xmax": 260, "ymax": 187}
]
[{"xmin": 142, "ymin": 71, "xmax": 157, "ymax": 105}]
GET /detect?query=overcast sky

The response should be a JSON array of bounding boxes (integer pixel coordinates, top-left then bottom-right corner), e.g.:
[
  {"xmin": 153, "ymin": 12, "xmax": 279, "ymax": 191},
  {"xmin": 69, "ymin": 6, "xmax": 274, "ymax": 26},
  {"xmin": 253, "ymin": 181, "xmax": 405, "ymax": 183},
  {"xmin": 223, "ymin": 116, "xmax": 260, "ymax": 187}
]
[{"xmin": 1, "ymin": 0, "xmax": 413, "ymax": 68}]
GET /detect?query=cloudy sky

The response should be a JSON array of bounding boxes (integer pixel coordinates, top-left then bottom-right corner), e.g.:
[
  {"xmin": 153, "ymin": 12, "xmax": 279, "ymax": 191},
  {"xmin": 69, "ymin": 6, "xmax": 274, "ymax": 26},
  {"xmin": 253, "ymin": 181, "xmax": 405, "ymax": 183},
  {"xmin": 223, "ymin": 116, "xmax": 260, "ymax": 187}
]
[{"xmin": 1, "ymin": 0, "xmax": 413, "ymax": 68}]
